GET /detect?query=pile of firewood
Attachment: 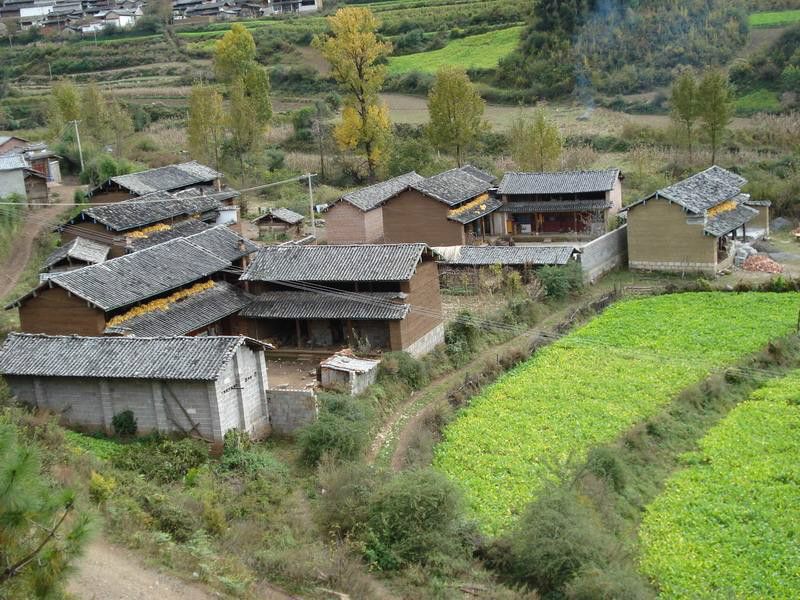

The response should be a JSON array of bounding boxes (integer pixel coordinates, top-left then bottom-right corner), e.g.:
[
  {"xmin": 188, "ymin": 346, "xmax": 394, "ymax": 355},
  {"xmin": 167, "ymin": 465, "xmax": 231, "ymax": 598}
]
[{"xmin": 742, "ymin": 255, "xmax": 783, "ymax": 273}]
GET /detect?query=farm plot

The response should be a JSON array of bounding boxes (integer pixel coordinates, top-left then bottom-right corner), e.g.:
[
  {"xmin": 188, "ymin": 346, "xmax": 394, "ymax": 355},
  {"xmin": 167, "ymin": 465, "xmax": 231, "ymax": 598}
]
[
  {"xmin": 387, "ymin": 26, "xmax": 522, "ymax": 75},
  {"xmin": 640, "ymin": 371, "xmax": 800, "ymax": 598},
  {"xmin": 434, "ymin": 292, "xmax": 800, "ymax": 534},
  {"xmin": 749, "ymin": 9, "xmax": 800, "ymax": 28}
]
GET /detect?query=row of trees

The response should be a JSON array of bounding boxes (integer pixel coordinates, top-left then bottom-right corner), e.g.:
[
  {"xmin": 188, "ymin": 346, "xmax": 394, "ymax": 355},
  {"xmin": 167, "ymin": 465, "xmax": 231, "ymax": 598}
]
[{"xmin": 671, "ymin": 69, "xmax": 735, "ymax": 164}]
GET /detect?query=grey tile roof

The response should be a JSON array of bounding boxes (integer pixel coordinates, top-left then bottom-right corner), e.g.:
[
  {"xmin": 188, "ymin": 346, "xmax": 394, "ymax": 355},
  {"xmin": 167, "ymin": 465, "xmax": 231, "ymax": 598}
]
[
  {"xmin": 498, "ymin": 199, "xmax": 611, "ymax": 213},
  {"xmin": 433, "ymin": 245, "xmax": 576, "ymax": 266},
  {"xmin": 447, "ymin": 196, "xmax": 503, "ymax": 224},
  {"xmin": 16, "ymin": 238, "xmax": 231, "ymax": 311},
  {"xmin": 0, "ymin": 154, "xmax": 27, "ymax": 171},
  {"xmin": 0, "ymin": 333, "xmax": 259, "ymax": 381},
  {"xmin": 498, "ymin": 169, "xmax": 620, "ymax": 195},
  {"xmin": 240, "ymin": 291, "xmax": 409, "ymax": 320},
  {"xmin": 128, "ymin": 219, "xmax": 212, "ymax": 251},
  {"xmin": 108, "ymin": 161, "xmax": 221, "ymax": 195},
  {"xmin": 459, "ymin": 165, "xmax": 496, "ymax": 184},
  {"xmin": 182, "ymin": 225, "xmax": 259, "ymax": 262},
  {"xmin": 240, "ymin": 244, "xmax": 427, "ymax": 282},
  {"xmin": 340, "ymin": 172, "xmax": 424, "ymax": 212},
  {"xmin": 76, "ymin": 188, "xmax": 221, "ymax": 232},
  {"xmin": 104, "ymin": 281, "xmax": 252, "ymax": 337},
  {"xmin": 253, "ymin": 207, "xmax": 305, "ymax": 225},
  {"xmin": 657, "ymin": 166, "xmax": 747, "ymax": 214},
  {"xmin": 42, "ymin": 237, "xmax": 110, "ymax": 270},
  {"xmin": 704, "ymin": 204, "xmax": 758, "ymax": 237},
  {"xmin": 412, "ymin": 166, "xmax": 494, "ymax": 206}
]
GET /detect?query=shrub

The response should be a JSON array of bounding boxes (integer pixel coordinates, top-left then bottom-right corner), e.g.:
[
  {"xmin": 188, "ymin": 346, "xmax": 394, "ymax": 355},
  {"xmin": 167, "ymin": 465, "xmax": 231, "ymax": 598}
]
[
  {"xmin": 584, "ymin": 447, "xmax": 627, "ymax": 493},
  {"xmin": 536, "ymin": 263, "xmax": 583, "ymax": 299},
  {"xmin": 112, "ymin": 437, "xmax": 208, "ymax": 482},
  {"xmin": 297, "ymin": 411, "xmax": 369, "ymax": 466},
  {"xmin": 89, "ymin": 470, "xmax": 116, "ymax": 504},
  {"xmin": 378, "ymin": 352, "xmax": 429, "ymax": 389},
  {"xmin": 363, "ymin": 469, "xmax": 467, "ymax": 571},
  {"xmin": 445, "ymin": 310, "xmax": 481, "ymax": 364},
  {"xmin": 315, "ymin": 460, "xmax": 380, "ymax": 538},
  {"xmin": 111, "ymin": 410, "xmax": 137, "ymax": 437}
]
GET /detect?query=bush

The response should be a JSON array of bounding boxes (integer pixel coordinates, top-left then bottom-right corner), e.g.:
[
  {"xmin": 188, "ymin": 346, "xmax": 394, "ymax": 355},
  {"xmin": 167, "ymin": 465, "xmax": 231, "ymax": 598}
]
[
  {"xmin": 111, "ymin": 410, "xmax": 137, "ymax": 437},
  {"xmin": 89, "ymin": 470, "xmax": 116, "ymax": 504},
  {"xmin": 315, "ymin": 460, "xmax": 380, "ymax": 538},
  {"xmin": 445, "ymin": 310, "xmax": 481, "ymax": 364},
  {"xmin": 297, "ymin": 399, "xmax": 369, "ymax": 467},
  {"xmin": 585, "ymin": 447, "xmax": 627, "ymax": 493},
  {"xmin": 363, "ymin": 469, "xmax": 467, "ymax": 571},
  {"xmin": 536, "ymin": 263, "xmax": 584, "ymax": 299},
  {"xmin": 378, "ymin": 352, "xmax": 429, "ymax": 389},
  {"xmin": 112, "ymin": 437, "xmax": 208, "ymax": 482}
]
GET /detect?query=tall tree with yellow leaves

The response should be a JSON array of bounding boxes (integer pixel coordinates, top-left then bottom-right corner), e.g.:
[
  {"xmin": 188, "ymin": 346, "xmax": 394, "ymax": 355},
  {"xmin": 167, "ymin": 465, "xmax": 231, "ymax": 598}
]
[
  {"xmin": 313, "ymin": 7, "xmax": 392, "ymax": 181},
  {"xmin": 187, "ymin": 83, "xmax": 225, "ymax": 171}
]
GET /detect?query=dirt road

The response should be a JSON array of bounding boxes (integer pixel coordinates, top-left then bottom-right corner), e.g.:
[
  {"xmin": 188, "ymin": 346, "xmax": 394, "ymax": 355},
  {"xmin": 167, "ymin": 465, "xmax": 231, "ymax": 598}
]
[
  {"xmin": 0, "ymin": 183, "xmax": 79, "ymax": 300},
  {"xmin": 68, "ymin": 538, "xmax": 220, "ymax": 600}
]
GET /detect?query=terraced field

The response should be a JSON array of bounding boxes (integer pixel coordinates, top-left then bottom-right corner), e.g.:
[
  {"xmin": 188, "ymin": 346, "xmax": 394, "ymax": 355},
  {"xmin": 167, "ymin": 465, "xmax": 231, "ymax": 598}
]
[
  {"xmin": 387, "ymin": 26, "xmax": 523, "ymax": 74},
  {"xmin": 640, "ymin": 370, "xmax": 800, "ymax": 598},
  {"xmin": 435, "ymin": 292, "xmax": 800, "ymax": 533},
  {"xmin": 749, "ymin": 9, "xmax": 800, "ymax": 28}
]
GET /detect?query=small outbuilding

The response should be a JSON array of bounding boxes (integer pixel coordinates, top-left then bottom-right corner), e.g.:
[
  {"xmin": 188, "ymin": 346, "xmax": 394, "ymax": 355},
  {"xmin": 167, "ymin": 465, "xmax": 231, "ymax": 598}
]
[
  {"xmin": 0, "ymin": 334, "xmax": 271, "ymax": 443},
  {"xmin": 252, "ymin": 207, "xmax": 305, "ymax": 237},
  {"xmin": 319, "ymin": 353, "xmax": 380, "ymax": 395}
]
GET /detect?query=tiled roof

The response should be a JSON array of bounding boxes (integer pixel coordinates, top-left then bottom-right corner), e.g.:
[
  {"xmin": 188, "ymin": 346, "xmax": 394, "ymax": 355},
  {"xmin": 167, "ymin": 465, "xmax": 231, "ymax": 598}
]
[
  {"xmin": 253, "ymin": 207, "xmax": 305, "ymax": 225},
  {"xmin": 182, "ymin": 225, "xmax": 259, "ymax": 262},
  {"xmin": 447, "ymin": 195, "xmax": 503, "ymax": 224},
  {"xmin": 412, "ymin": 166, "xmax": 494, "ymax": 206},
  {"xmin": 459, "ymin": 165, "xmax": 496, "ymax": 184},
  {"xmin": 104, "ymin": 282, "xmax": 252, "ymax": 337},
  {"xmin": 704, "ymin": 204, "xmax": 758, "ymax": 237},
  {"xmin": 241, "ymin": 244, "xmax": 427, "ymax": 282},
  {"xmin": 107, "ymin": 161, "xmax": 220, "ymax": 195},
  {"xmin": 0, "ymin": 154, "xmax": 27, "ymax": 171},
  {"xmin": 0, "ymin": 333, "xmax": 260, "ymax": 381},
  {"xmin": 76, "ymin": 188, "xmax": 221, "ymax": 232},
  {"xmin": 339, "ymin": 172, "xmax": 424, "ymax": 212},
  {"xmin": 657, "ymin": 166, "xmax": 746, "ymax": 214},
  {"xmin": 11, "ymin": 238, "xmax": 231, "ymax": 311},
  {"xmin": 433, "ymin": 245, "xmax": 576, "ymax": 266},
  {"xmin": 128, "ymin": 219, "xmax": 211, "ymax": 251},
  {"xmin": 42, "ymin": 237, "xmax": 110, "ymax": 270},
  {"xmin": 498, "ymin": 169, "xmax": 620, "ymax": 195},
  {"xmin": 240, "ymin": 291, "xmax": 409, "ymax": 320},
  {"xmin": 321, "ymin": 354, "xmax": 380, "ymax": 373},
  {"xmin": 498, "ymin": 199, "xmax": 611, "ymax": 213}
]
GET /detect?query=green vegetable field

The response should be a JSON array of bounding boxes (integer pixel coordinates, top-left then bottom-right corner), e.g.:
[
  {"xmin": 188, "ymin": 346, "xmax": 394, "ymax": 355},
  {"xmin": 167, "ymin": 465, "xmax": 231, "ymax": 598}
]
[
  {"xmin": 387, "ymin": 26, "xmax": 523, "ymax": 75},
  {"xmin": 435, "ymin": 293, "xmax": 800, "ymax": 533},
  {"xmin": 749, "ymin": 10, "xmax": 800, "ymax": 28},
  {"xmin": 640, "ymin": 371, "xmax": 800, "ymax": 598}
]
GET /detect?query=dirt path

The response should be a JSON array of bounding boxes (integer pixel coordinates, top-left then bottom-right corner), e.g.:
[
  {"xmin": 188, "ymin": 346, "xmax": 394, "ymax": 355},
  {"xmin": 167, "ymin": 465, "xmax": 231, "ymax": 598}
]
[
  {"xmin": 0, "ymin": 189, "xmax": 75, "ymax": 299},
  {"xmin": 68, "ymin": 538, "xmax": 220, "ymax": 600}
]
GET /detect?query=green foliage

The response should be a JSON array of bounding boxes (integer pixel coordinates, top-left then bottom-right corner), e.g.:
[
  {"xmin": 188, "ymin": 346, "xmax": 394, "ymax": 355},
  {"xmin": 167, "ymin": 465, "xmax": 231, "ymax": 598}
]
[
  {"xmin": 219, "ymin": 430, "xmax": 289, "ymax": 477},
  {"xmin": 111, "ymin": 410, "xmax": 137, "ymax": 437},
  {"xmin": 363, "ymin": 469, "xmax": 467, "ymax": 571},
  {"xmin": 426, "ymin": 66, "xmax": 485, "ymax": 165},
  {"xmin": 112, "ymin": 437, "xmax": 209, "ymax": 483},
  {"xmin": 749, "ymin": 9, "xmax": 800, "ymax": 28},
  {"xmin": 640, "ymin": 370, "xmax": 800, "ymax": 598},
  {"xmin": 697, "ymin": 69, "xmax": 735, "ymax": 164},
  {"xmin": 435, "ymin": 293, "xmax": 800, "ymax": 533},
  {"xmin": 297, "ymin": 395, "xmax": 370, "ymax": 466},
  {"xmin": 509, "ymin": 109, "xmax": 562, "ymax": 171},
  {"xmin": 79, "ymin": 154, "xmax": 142, "ymax": 186},
  {"xmin": 0, "ymin": 424, "xmax": 88, "ymax": 597},
  {"xmin": 88, "ymin": 470, "xmax": 116, "ymax": 504},
  {"xmin": 536, "ymin": 262, "xmax": 583, "ymax": 299},
  {"xmin": 64, "ymin": 431, "xmax": 124, "ymax": 460},
  {"xmin": 378, "ymin": 352, "xmax": 430, "ymax": 390},
  {"xmin": 444, "ymin": 311, "xmax": 481, "ymax": 365}
]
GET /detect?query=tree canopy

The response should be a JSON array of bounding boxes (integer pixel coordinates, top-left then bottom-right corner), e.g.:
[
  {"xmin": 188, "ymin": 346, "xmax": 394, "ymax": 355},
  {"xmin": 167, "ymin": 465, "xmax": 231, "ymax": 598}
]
[{"xmin": 427, "ymin": 67, "xmax": 485, "ymax": 167}]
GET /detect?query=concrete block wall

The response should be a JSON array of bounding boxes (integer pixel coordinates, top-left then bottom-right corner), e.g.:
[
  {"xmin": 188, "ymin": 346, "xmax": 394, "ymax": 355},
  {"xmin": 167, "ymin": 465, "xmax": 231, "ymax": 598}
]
[
  {"xmin": 267, "ymin": 389, "xmax": 318, "ymax": 435},
  {"xmin": 629, "ymin": 260, "xmax": 717, "ymax": 274},
  {"xmin": 579, "ymin": 225, "xmax": 628, "ymax": 283},
  {"xmin": 403, "ymin": 323, "xmax": 445, "ymax": 358}
]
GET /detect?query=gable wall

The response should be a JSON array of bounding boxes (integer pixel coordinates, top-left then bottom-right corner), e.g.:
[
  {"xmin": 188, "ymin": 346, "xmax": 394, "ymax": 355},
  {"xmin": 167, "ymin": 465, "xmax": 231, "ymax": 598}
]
[
  {"xmin": 18, "ymin": 286, "xmax": 106, "ymax": 335},
  {"xmin": 382, "ymin": 189, "xmax": 465, "ymax": 246}
]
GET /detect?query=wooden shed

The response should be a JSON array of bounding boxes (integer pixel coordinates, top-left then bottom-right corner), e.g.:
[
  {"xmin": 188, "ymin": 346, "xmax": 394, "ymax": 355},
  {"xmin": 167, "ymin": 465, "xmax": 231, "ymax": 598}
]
[
  {"xmin": 252, "ymin": 207, "xmax": 305, "ymax": 237},
  {"xmin": 319, "ymin": 353, "xmax": 380, "ymax": 396}
]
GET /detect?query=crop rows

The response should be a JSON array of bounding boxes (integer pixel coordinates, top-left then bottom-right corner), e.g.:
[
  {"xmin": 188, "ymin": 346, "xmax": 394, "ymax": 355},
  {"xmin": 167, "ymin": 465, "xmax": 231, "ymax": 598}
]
[
  {"xmin": 640, "ymin": 370, "xmax": 800, "ymax": 598},
  {"xmin": 434, "ymin": 292, "xmax": 800, "ymax": 533}
]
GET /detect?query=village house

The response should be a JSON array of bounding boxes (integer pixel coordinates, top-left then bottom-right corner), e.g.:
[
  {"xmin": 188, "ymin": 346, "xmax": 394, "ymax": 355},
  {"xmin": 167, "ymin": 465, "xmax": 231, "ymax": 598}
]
[
  {"xmin": 237, "ymin": 244, "xmax": 444, "ymax": 357},
  {"xmin": 0, "ymin": 334, "xmax": 272, "ymax": 443},
  {"xmin": 89, "ymin": 161, "xmax": 224, "ymax": 204},
  {"xmin": 494, "ymin": 169, "xmax": 623, "ymax": 240},
  {"xmin": 325, "ymin": 171, "xmax": 423, "ymax": 244},
  {"xmin": 0, "ymin": 153, "xmax": 48, "ymax": 205},
  {"xmin": 252, "ymin": 207, "xmax": 305, "ymax": 238},
  {"xmin": 60, "ymin": 188, "xmax": 229, "ymax": 257},
  {"xmin": 10, "ymin": 228, "xmax": 257, "ymax": 336},
  {"xmin": 625, "ymin": 166, "xmax": 760, "ymax": 274},
  {"xmin": 41, "ymin": 236, "xmax": 110, "ymax": 273},
  {"xmin": 0, "ymin": 135, "xmax": 30, "ymax": 154}
]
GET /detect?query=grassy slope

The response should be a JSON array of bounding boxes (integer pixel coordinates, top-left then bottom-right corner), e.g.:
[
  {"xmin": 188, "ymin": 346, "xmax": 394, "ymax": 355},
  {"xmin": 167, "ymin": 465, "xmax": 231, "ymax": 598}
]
[
  {"xmin": 640, "ymin": 371, "xmax": 800, "ymax": 598},
  {"xmin": 749, "ymin": 9, "xmax": 800, "ymax": 28},
  {"xmin": 434, "ymin": 293, "xmax": 800, "ymax": 534},
  {"xmin": 387, "ymin": 26, "xmax": 522, "ymax": 75}
]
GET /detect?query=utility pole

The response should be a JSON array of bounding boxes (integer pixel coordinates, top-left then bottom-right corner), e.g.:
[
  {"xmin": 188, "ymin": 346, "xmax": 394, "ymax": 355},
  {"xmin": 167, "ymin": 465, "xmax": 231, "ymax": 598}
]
[
  {"xmin": 307, "ymin": 172, "xmax": 316, "ymax": 238},
  {"xmin": 72, "ymin": 120, "xmax": 84, "ymax": 173}
]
